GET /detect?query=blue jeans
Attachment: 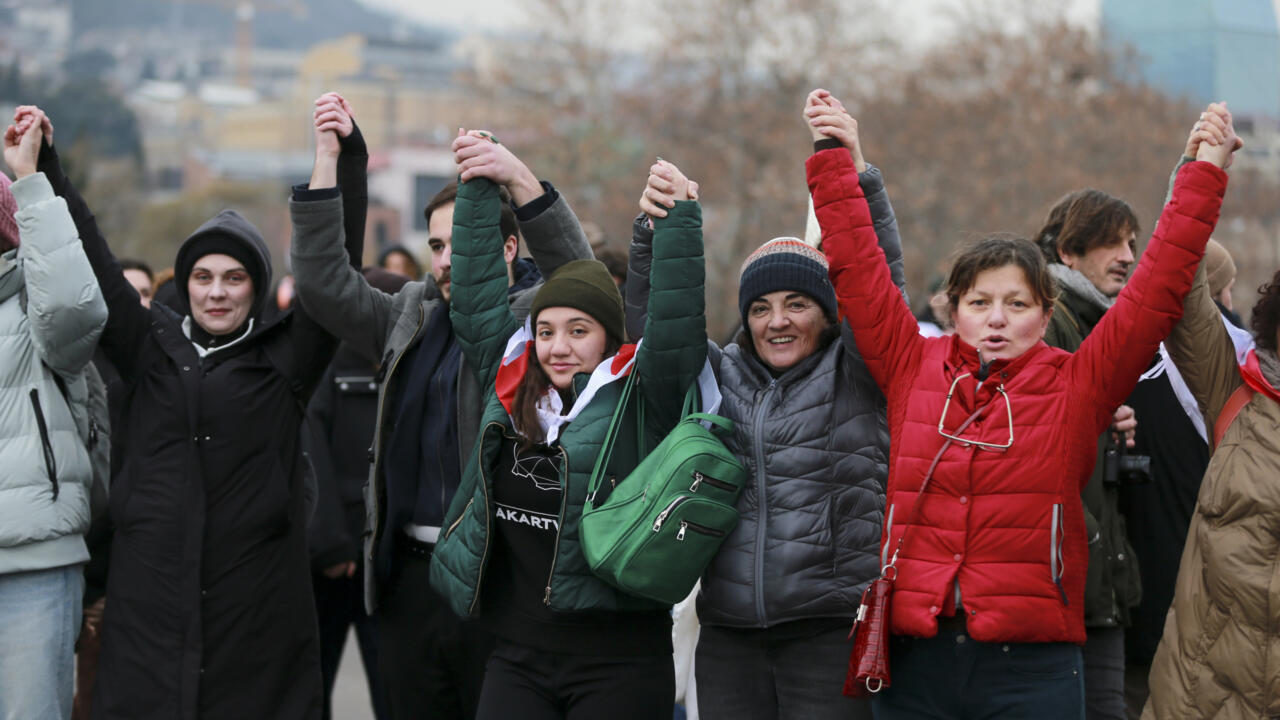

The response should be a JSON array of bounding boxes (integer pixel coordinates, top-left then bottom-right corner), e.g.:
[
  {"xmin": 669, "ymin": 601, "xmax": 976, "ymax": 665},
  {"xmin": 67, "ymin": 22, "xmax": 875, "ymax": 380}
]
[
  {"xmin": 0, "ymin": 565, "xmax": 84, "ymax": 720},
  {"xmin": 696, "ymin": 621, "xmax": 873, "ymax": 720},
  {"xmin": 872, "ymin": 620, "xmax": 1084, "ymax": 720}
]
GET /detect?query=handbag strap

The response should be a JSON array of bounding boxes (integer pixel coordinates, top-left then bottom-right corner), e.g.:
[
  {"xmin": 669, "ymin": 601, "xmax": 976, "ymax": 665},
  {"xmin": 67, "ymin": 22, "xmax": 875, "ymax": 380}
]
[
  {"xmin": 586, "ymin": 371, "xmax": 701, "ymax": 506},
  {"xmin": 881, "ymin": 393, "xmax": 995, "ymax": 578}
]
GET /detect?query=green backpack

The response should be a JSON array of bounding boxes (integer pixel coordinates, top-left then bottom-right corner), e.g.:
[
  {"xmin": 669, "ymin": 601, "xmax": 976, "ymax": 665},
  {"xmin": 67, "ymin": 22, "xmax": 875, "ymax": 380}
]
[{"xmin": 580, "ymin": 372, "xmax": 746, "ymax": 605}]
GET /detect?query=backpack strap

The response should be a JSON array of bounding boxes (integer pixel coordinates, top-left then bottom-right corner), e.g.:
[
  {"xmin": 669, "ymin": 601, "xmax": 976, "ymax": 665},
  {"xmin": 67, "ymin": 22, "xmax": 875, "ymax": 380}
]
[{"xmin": 1212, "ymin": 383, "xmax": 1254, "ymax": 451}]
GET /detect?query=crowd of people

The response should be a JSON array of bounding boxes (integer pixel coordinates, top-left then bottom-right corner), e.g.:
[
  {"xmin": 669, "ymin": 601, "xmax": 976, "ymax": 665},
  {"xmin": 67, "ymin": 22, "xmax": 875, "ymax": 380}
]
[{"xmin": 0, "ymin": 84, "xmax": 1272, "ymax": 720}]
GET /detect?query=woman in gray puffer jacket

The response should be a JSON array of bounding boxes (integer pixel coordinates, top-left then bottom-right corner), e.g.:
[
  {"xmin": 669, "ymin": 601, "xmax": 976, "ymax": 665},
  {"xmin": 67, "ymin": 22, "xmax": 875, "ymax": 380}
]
[{"xmin": 628, "ymin": 91, "xmax": 901, "ymax": 720}]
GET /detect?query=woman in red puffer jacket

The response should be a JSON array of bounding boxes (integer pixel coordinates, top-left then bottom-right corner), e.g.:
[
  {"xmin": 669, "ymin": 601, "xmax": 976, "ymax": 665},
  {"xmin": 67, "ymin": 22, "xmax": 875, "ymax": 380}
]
[{"xmin": 803, "ymin": 90, "xmax": 1238, "ymax": 719}]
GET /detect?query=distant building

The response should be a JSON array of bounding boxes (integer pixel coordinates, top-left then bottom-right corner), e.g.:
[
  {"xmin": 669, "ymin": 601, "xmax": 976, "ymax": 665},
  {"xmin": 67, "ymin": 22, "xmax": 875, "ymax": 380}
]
[
  {"xmin": 1101, "ymin": 0, "xmax": 1280, "ymax": 120},
  {"xmin": 367, "ymin": 146, "xmax": 455, "ymax": 261}
]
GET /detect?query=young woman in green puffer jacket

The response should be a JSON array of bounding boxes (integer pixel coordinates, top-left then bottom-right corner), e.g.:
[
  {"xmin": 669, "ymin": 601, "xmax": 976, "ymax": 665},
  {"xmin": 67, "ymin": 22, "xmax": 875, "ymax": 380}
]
[{"xmin": 428, "ymin": 138, "xmax": 708, "ymax": 720}]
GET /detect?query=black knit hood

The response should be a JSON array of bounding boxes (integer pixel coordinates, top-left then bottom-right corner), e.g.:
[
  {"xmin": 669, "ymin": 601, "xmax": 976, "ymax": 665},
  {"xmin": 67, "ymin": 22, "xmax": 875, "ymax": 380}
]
[{"xmin": 172, "ymin": 209, "xmax": 273, "ymax": 321}]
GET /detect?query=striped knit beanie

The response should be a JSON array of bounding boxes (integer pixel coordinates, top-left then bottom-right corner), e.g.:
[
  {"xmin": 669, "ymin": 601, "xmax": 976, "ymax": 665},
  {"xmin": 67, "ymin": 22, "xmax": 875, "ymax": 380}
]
[
  {"xmin": 0, "ymin": 173, "xmax": 18, "ymax": 252},
  {"xmin": 738, "ymin": 237, "xmax": 837, "ymax": 324}
]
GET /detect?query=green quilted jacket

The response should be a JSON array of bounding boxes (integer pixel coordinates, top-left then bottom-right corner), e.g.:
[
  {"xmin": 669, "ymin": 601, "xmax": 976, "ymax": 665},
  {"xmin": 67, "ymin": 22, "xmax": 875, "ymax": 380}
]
[{"xmin": 428, "ymin": 178, "xmax": 706, "ymax": 617}]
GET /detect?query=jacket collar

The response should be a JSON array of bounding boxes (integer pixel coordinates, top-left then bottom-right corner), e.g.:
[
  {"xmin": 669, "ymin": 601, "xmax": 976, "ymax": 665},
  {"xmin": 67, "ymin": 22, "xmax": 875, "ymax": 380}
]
[
  {"xmin": 730, "ymin": 330, "xmax": 839, "ymax": 389},
  {"xmin": 944, "ymin": 334, "xmax": 1046, "ymax": 383}
]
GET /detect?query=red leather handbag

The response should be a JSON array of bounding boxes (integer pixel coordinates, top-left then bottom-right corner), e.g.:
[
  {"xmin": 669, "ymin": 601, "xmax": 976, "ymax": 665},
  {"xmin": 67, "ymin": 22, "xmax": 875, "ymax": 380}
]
[
  {"xmin": 843, "ymin": 571, "xmax": 895, "ymax": 696},
  {"xmin": 842, "ymin": 396, "xmax": 990, "ymax": 698}
]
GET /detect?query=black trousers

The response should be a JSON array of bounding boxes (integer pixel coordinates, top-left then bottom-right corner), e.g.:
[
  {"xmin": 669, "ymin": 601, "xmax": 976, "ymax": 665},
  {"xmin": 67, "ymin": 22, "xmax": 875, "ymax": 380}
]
[
  {"xmin": 476, "ymin": 640, "xmax": 674, "ymax": 720},
  {"xmin": 314, "ymin": 566, "xmax": 388, "ymax": 720},
  {"xmin": 377, "ymin": 538, "xmax": 495, "ymax": 720}
]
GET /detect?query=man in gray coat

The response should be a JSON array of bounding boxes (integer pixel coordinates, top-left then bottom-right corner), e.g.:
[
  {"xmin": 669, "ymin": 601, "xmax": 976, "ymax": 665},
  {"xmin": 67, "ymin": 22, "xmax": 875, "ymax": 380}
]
[
  {"xmin": 0, "ymin": 112, "xmax": 108, "ymax": 720},
  {"xmin": 291, "ymin": 129, "xmax": 592, "ymax": 720}
]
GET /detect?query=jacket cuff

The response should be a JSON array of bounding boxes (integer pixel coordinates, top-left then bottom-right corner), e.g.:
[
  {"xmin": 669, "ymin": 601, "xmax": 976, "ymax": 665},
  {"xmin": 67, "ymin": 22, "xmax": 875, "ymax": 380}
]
[
  {"xmin": 857, "ymin": 163, "xmax": 884, "ymax": 195},
  {"xmin": 813, "ymin": 138, "xmax": 843, "ymax": 152},
  {"xmin": 292, "ymin": 184, "xmax": 341, "ymax": 202},
  {"xmin": 514, "ymin": 180, "xmax": 558, "ymax": 221},
  {"xmin": 338, "ymin": 122, "xmax": 368, "ymax": 156},
  {"xmin": 9, "ymin": 172, "xmax": 55, "ymax": 208}
]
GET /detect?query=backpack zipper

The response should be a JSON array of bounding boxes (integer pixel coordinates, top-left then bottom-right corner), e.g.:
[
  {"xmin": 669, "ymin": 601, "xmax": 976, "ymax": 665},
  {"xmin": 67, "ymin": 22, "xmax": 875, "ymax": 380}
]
[
  {"xmin": 652, "ymin": 496, "xmax": 688, "ymax": 532},
  {"xmin": 676, "ymin": 519, "xmax": 724, "ymax": 541},
  {"xmin": 690, "ymin": 470, "xmax": 733, "ymax": 493}
]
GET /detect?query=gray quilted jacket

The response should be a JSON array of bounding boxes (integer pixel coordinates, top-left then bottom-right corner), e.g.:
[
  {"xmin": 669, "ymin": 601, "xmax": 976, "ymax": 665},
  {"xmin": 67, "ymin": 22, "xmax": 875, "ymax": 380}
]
[
  {"xmin": 0, "ymin": 172, "xmax": 107, "ymax": 574},
  {"xmin": 627, "ymin": 163, "xmax": 903, "ymax": 627}
]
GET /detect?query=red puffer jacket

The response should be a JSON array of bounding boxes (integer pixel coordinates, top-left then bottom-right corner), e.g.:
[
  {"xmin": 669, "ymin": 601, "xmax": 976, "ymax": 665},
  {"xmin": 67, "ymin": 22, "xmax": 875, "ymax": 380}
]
[{"xmin": 807, "ymin": 148, "xmax": 1226, "ymax": 644}]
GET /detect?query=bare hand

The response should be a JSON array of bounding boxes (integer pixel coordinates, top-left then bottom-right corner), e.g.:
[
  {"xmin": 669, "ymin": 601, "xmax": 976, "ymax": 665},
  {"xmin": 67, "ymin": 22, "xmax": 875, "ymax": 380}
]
[
  {"xmin": 322, "ymin": 561, "xmax": 357, "ymax": 579},
  {"xmin": 313, "ymin": 92, "xmax": 353, "ymax": 158},
  {"xmin": 77, "ymin": 597, "xmax": 106, "ymax": 649},
  {"xmin": 3, "ymin": 111, "xmax": 44, "ymax": 179},
  {"xmin": 12, "ymin": 105, "xmax": 52, "ymax": 146},
  {"xmin": 1110, "ymin": 404, "xmax": 1137, "ymax": 449},
  {"xmin": 639, "ymin": 158, "xmax": 697, "ymax": 219},
  {"xmin": 452, "ymin": 129, "xmax": 542, "ymax": 205},
  {"xmin": 803, "ymin": 89, "xmax": 867, "ymax": 172},
  {"xmin": 1193, "ymin": 102, "xmax": 1243, "ymax": 170}
]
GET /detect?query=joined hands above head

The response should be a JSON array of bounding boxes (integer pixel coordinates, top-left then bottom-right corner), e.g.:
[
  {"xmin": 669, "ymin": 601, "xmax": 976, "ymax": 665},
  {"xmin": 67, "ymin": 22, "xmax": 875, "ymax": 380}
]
[
  {"xmin": 638, "ymin": 158, "xmax": 698, "ymax": 223},
  {"xmin": 803, "ymin": 88, "xmax": 867, "ymax": 173},
  {"xmin": 4, "ymin": 105, "xmax": 53, "ymax": 179},
  {"xmin": 452, "ymin": 129, "xmax": 543, "ymax": 207},
  {"xmin": 1186, "ymin": 102, "xmax": 1242, "ymax": 170},
  {"xmin": 308, "ymin": 92, "xmax": 354, "ymax": 189},
  {"xmin": 313, "ymin": 91, "xmax": 354, "ymax": 159}
]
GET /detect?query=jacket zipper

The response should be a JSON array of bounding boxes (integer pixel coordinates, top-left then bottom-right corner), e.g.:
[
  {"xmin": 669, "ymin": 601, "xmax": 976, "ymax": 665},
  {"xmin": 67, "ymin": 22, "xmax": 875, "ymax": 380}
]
[
  {"xmin": 752, "ymin": 380, "xmax": 777, "ymax": 624},
  {"xmin": 30, "ymin": 389, "xmax": 59, "ymax": 500},
  {"xmin": 542, "ymin": 381, "xmax": 584, "ymax": 607},
  {"xmin": 677, "ymin": 519, "xmax": 724, "ymax": 541},
  {"xmin": 543, "ymin": 443, "xmax": 570, "ymax": 608},
  {"xmin": 690, "ymin": 469, "xmax": 733, "ymax": 493},
  {"xmin": 466, "ymin": 421, "xmax": 505, "ymax": 616},
  {"xmin": 1050, "ymin": 503, "xmax": 1068, "ymax": 605},
  {"xmin": 369, "ymin": 306, "xmax": 424, "ymax": 565},
  {"xmin": 881, "ymin": 503, "xmax": 896, "ymax": 568},
  {"xmin": 443, "ymin": 499, "xmax": 472, "ymax": 540}
]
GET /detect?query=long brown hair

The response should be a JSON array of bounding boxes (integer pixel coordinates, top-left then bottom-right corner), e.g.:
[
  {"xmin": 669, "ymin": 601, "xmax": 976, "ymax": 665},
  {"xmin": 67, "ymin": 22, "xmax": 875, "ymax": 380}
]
[{"xmin": 511, "ymin": 334, "xmax": 623, "ymax": 447}]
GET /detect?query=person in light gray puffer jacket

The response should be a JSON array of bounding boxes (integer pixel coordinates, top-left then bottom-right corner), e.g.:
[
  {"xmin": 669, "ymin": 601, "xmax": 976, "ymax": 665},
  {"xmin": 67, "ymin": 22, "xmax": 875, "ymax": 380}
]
[
  {"xmin": 630, "ymin": 92, "xmax": 902, "ymax": 720},
  {"xmin": 0, "ymin": 115, "xmax": 108, "ymax": 720}
]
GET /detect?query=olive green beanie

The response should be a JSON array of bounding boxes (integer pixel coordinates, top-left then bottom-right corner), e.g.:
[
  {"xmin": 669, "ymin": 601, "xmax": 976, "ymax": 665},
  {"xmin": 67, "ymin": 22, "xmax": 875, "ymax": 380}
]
[{"xmin": 531, "ymin": 259, "xmax": 625, "ymax": 343}]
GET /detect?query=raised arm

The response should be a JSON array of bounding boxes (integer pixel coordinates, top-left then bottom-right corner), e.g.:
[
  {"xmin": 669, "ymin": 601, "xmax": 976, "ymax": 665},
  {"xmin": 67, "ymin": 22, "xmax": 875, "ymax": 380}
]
[
  {"xmin": 5, "ymin": 115, "xmax": 106, "ymax": 376},
  {"xmin": 633, "ymin": 160, "xmax": 707, "ymax": 434},
  {"xmin": 448, "ymin": 171, "xmax": 519, "ymax": 389},
  {"xmin": 25, "ymin": 107, "xmax": 150, "ymax": 379},
  {"xmin": 624, "ymin": 212, "xmax": 653, "ymax": 342},
  {"xmin": 1162, "ymin": 107, "xmax": 1245, "ymax": 425},
  {"xmin": 1069, "ymin": 104, "xmax": 1236, "ymax": 429},
  {"xmin": 291, "ymin": 93, "xmax": 395, "ymax": 367},
  {"xmin": 805, "ymin": 90, "xmax": 924, "ymax": 397},
  {"xmin": 454, "ymin": 130, "xmax": 593, "ymax": 281},
  {"xmin": 276, "ymin": 94, "xmax": 365, "ymax": 395}
]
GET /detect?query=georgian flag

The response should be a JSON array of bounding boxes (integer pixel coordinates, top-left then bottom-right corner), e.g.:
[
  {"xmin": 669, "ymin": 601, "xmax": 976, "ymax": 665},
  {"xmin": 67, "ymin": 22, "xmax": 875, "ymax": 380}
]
[{"xmin": 494, "ymin": 319, "xmax": 721, "ymax": 445}]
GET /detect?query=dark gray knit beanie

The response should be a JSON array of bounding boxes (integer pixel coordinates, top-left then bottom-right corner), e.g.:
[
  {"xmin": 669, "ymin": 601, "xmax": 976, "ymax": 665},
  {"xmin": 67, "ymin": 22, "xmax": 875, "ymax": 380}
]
[{"xmin": 737, "ymin": 237, "xmax": 837, "ymax": 324}]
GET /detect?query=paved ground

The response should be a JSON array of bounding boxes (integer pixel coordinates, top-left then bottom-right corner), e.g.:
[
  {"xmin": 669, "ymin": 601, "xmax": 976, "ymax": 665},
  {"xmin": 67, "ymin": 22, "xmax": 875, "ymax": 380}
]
[{"xmin": 330, "ymin": 629, "xmax": 377, "ymax": 720}]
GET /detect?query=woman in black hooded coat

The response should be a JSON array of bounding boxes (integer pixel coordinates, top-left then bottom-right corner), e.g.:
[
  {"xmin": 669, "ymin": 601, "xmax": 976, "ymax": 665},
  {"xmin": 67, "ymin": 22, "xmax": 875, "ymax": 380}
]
[{"xmin": 27, "ymin": 97, "xmax": 365, "ymax": 720}]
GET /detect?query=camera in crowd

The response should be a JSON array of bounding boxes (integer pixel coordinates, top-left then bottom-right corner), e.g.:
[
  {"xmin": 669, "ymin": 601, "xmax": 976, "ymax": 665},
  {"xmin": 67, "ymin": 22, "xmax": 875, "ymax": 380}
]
[{"xmin": 1103, "ymin": 434, "xmax": 1151, "ymax": 486}]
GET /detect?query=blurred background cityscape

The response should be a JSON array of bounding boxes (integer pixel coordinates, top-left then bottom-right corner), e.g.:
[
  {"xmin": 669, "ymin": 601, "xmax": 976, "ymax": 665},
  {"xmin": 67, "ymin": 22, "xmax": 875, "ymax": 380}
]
[{"xmin": 1, "ymin": 0, "xmax": 1278, "ymax": 339}]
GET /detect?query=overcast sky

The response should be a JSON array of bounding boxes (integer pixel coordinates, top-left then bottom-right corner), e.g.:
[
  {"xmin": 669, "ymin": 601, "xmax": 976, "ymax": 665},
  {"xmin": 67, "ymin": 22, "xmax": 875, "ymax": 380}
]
[{"xmin": 361, "ymin": 0, "xmax": 1280, "ymax": 40}]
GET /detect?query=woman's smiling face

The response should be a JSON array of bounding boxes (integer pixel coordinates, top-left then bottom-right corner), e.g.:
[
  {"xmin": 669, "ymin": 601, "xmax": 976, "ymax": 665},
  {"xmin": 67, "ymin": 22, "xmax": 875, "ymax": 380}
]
[{"xmin": 747, "ymin": 291, "xmax": 830, "ymax": 372}]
